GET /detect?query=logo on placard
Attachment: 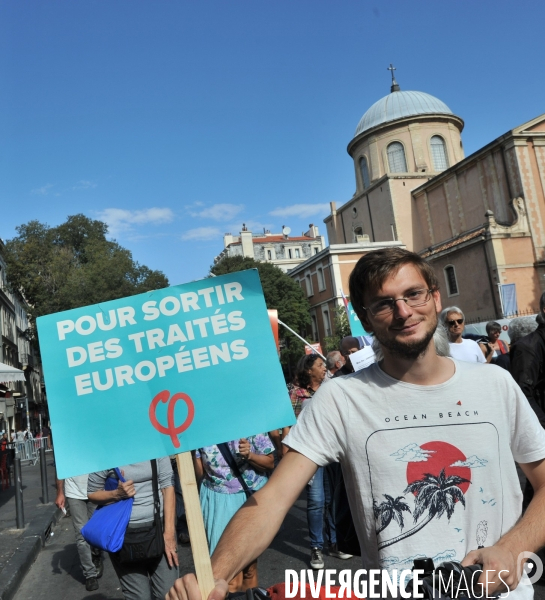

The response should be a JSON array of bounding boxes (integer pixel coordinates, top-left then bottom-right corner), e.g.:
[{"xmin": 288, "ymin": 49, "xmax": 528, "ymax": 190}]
[{"xmin": 149, "ymin": 390, "xmax": 195, "ymax": 448}]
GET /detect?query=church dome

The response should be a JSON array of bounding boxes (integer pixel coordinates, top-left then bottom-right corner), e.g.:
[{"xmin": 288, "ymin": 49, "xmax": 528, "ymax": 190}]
[{"xmin": 354, "ymin": 90, "xmax": 455, "ymax": 138}]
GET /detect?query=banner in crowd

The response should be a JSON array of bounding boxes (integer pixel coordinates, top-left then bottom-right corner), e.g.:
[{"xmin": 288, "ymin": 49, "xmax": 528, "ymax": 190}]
[
  {"xmin": 37, "ymin": 269, "xmax": 295, "ymax": 478},
  {"xmin": 267, "ymin": 309, "xmax": 280, "ymax": 356},
  {"xmin": 341, "ymin": 290, "xmax": 367, "ymax": 337},
  {"xmin": 304, "ymin": 343, "xmax": 323, "ymax": 356}
]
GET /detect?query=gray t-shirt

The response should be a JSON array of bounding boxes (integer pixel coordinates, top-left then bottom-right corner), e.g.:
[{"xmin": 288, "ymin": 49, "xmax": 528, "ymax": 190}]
[
  {"xmin": 64, "ymin": 475, "xmax": 89, "ymax": 500},
  {"xmin": 88, "ymin": 458, "xmax": 174, "ymax": 525},
  {"xmin": 284, "ymin": 359, "xmax": 545, "ymax": 599}
]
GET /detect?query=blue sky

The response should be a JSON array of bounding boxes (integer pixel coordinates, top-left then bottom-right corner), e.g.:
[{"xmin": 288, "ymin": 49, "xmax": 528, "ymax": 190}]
[{"xmin": 1, "ymin": 1, "xmax": 544, "ymax": 285}]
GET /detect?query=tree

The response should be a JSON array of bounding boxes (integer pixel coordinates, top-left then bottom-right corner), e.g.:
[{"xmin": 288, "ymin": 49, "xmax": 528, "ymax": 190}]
[
  {"xmin": 4, "ymin": 215, "xmax": 169, "ymax": 337},
  {"xmin": 210, "ymin": 256, "xmax": 311, "ymax": 367}
]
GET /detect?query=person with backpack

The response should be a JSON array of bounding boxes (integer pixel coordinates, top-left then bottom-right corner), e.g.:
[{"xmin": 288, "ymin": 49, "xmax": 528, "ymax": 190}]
[{"xmin": 193, "ymin": 436, "xmax": 274, "ymax": 593}]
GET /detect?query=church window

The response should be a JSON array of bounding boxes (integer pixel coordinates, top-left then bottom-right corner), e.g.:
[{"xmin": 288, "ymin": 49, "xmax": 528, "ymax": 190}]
[
  {"xmin": 387, "ymin": 142, "xmax": 407, "ymax": 173},
  {"xmin": 431, "ymin": 136, "xmax": 449, "ymax": 171},
  {"xmin": 359, "ymin": 156, "xmax": 370, "ymax": 188},
  {"xmin": 444, "ymin": 265, "xmax": 459, "ymax": 296}
]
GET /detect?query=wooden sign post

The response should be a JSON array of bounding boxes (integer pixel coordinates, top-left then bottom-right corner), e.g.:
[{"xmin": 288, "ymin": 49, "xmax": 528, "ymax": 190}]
[{"xmin": 177, "ymin": 452, "xmax": 216, "ymax": 599}]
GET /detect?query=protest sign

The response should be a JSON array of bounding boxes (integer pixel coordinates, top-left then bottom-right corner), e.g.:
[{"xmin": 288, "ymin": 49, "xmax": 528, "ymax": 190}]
[
  {"xmin": 304, "ymin": 343, "xmax": 323, "ymax": 356},
  {"xmin": 267, "ymin": 309, "xmax": 280, "ymax": 355},
  {"xmin": 350, "ymin": 346, "xmax": 376, "ymax": 371},
  {"xmin": 341, "ymin": 290, "xmax": 368, "ymax": 337},
  {"xmin": 37, "ymin": 269, "xmax": 295, "ymax": 479}
]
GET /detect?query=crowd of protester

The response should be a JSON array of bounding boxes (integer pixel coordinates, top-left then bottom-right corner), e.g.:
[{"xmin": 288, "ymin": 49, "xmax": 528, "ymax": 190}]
[{"xmin": 51, "ymin": 250, "xmax": 545, "ymax": 600}]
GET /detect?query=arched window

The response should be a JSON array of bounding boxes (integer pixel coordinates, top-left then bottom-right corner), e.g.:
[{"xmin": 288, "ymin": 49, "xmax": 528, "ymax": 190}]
[
  {"xmin": 387, "ymin": 142, "xmax": 407, "ymax": 173},
  {"xmin": 430, "ymin": 135, "xmax": 449, "ymax": 171},
  {"xmin": 359, "ymin": 156, "xmax": 370, "ymax": 189},
  {"xmin": 444, "ymin": 265, "xmax": 459, "ymax": 296}
]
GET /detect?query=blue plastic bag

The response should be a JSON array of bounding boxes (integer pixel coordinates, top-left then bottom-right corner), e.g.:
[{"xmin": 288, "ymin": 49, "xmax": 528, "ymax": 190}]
[{"xmin": 81, "ymin": 467, "xmax": 134, "ymax": 552}]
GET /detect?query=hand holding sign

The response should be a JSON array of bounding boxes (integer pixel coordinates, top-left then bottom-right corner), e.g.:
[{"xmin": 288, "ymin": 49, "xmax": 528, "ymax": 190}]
[{"xmin": 238, "ymin": 438, "xmax": 251, "ymax": 460}]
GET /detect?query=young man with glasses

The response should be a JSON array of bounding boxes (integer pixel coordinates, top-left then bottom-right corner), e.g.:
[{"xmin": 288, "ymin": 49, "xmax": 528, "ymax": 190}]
[
  {"xmin": 167, "ymin": 248, "xmax": 545, "ymax": 600},
  {"xmin": 440, "ymin": 306, "xmax": 486, "ymax": 363}
]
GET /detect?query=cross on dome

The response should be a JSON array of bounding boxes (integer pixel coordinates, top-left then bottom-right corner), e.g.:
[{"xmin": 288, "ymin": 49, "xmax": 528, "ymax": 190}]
[{"xmin": 387, "ymin": 63, "xmax": 400, "ymax": 93}]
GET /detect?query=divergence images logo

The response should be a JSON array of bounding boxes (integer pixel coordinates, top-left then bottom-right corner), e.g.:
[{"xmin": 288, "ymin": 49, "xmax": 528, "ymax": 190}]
[{"xmin": 149, "ymin": 390, "xmax": 195, "ymax": 448}]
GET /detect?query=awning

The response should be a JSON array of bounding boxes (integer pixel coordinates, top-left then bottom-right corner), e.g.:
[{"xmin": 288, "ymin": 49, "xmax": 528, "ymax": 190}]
[{"xmin": 0, "ymin": 362, "xmax": 25, "ymax": 383}]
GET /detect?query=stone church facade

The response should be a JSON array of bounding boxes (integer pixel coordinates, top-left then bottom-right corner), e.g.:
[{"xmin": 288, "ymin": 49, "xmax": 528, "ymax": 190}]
[{"xmin": 322, "ymin": 74, "xmax": 545, "ymax": 324}]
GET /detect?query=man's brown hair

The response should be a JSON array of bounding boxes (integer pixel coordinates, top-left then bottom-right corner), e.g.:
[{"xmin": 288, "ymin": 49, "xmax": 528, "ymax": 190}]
[{"xmin": 349, "ymin": 247, "xmax": 439, "ymax": 322}]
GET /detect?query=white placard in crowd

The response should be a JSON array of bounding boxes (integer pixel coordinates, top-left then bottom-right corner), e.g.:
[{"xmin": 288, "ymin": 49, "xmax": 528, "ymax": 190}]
[{"xmin": 351, "ymin": 346, "xmax": 376, "ymax": 372}]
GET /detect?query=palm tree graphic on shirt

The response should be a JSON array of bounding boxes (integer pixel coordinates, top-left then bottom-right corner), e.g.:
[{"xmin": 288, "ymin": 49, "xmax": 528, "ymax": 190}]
[
  {"xmin": 373, "ymin": 441, "xmax": 484, "ymax": 551},
  {"xmin": 374, "ymin": 495, "xmax": 412, "ymax": 534},
  {"xmin": 377, "ymin": 469, "xmax": 470, "ymax": 550}
]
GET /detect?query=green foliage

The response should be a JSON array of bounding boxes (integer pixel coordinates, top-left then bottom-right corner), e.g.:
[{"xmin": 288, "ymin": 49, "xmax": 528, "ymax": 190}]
[
  {"xmin": 323, "ymin": 305, "xmax": 351, "ymax": 353},
  {"xmin": 4, "ymin": 215, "xmax": 169, "ymax": 335},
  {"xmin": 210, "ymin": 256, "xmax": 311, "ymax": 367}
]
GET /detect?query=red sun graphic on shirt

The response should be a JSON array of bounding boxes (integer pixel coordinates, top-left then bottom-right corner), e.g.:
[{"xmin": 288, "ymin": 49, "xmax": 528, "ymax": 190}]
[{"xmin": 406, "ymin": 441, "xmax": 471, "ymax": 495}]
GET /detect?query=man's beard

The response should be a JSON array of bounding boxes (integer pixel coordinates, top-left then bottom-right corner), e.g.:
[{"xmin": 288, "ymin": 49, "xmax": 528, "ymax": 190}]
[{"xmin": 375, "ymin": 318, "xmax": 438, "ymax": 360}]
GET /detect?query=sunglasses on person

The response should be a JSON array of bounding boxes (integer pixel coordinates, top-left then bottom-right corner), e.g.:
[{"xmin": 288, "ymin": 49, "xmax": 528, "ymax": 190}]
[{"xmin": 447, "ymin": 318, "xmax": 464, "ymax": 326}]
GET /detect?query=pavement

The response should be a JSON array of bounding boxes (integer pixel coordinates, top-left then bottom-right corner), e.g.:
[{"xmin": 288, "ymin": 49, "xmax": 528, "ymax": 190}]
[
  {"xmin": 12, "ymin": 491, "xmax": 353, "ymax": 600},
  {"xmin": 3, "ymin": 456, "xmax": 545, "ymax": 599},
  {"xmin": 0, "ymin": 453, "xmax": 60, "ymax": 600}
]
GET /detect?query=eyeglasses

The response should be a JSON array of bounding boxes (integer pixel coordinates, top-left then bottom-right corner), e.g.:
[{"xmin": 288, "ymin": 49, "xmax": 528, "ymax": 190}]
[
  {"xmin": 447, "ymin": 319, "xmax": 464, "ymax": 326},
  {"xmin": 362, "ymin": 289, "xmax": 433, "ymax": 316}
]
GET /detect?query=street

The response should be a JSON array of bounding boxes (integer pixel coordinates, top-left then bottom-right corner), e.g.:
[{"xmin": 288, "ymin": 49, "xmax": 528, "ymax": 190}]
[
  {"xmin": 14, "ymin": 489, "xmax": 545, "ymax": 600},
  {"xmin": 15, "ymin": 492, "xmax": 361, "ymax": 599}
]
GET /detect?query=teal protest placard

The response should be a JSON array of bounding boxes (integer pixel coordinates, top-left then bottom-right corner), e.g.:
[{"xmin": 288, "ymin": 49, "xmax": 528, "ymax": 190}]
[
  {"xmin": 37, "ymin": 269, "xmax": 295, "ymax": 478},
  {"xmin": 346, "ymin": 300, "xmax": 367, "ymax": 337}
]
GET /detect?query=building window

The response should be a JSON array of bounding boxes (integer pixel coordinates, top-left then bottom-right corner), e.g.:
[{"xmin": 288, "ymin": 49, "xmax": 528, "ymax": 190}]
[
  {"xmin": 317, "ymin": 267, "xmax": 326, "ymax": 291},
  {"xmin": 311, "ymin": 314, "xmax": 318, "ymax": 341},
  {"xmin": 430, "ymin": 135, "xmax": 449, "ymax": 171},
  {"xmin": 288, "ymin": 249, "xmax": 292, "ymax": 259},
  {"xmin": 359, "ymin": 156, "xmax": 370, "ymax": 188},
  {"xmin": 305, "ymin": 273, "xmax": 313, "ymax": 297},
  {"xmin": 444, "ymin": 265, "xmax": 459, "ymax": 296},
  {"xmin": 322, "ymin": 309, "xmax": 331, "ymax": 337},
  {"xmin": 295, "ymin": 248, "xmax": 301, "ymax": 258},
  {"xmin": 267, "ymin": 250, "xmax": 272, "ymax": 260},
  {"xmin": 313, "ymin": 247, "xmax": 320, "ymax": 255},
  {"xmin": 387, "ymin": 142, "xmax": 407, "ymax": 173}
]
